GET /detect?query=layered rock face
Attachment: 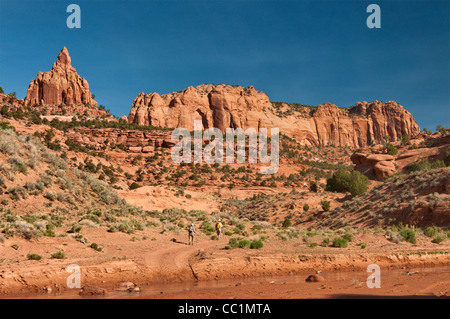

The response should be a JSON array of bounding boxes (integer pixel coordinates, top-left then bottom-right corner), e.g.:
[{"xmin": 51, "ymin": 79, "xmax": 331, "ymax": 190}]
[
  {"xmin": 128, "ymin": 84, "xmax": 270, "ymax": 132},
  {"xmin": 25, "ymin": 47, "xmax": 97, "ymax": 107},
  {"xmin": 127, "ymin": 84, "xmax": 421, "ymax": 148}
]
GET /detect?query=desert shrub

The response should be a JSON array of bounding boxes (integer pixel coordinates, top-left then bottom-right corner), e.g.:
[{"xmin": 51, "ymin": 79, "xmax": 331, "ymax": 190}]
[
  {"xmin": 342, "ymin": 233, "xmax": 354, "ymax": 242},
  {"xmin": 309, "ymin": 181, "xmax": 318, "ymax": 192},
  {"xmin": 321, "ymin": 200, "xmax": 330, "ymax": 211},
  {"xmin": 90, "ymin": 243, "xmax": 103, "ymax": 252},
  {"xmin": 9, "ymin": 156, "xmax": 28, "ymax": 174},
  {"xmin": 0, "ymin": 132, "xmax": 18, "ymax": 155},
  {"xmin": 303, "ymin": 203, "xmax": 309, "ymax": 212},
  {"xmin": 27, "ymin": 253, "xmax": 42, "ymax": 260},
  {"xmin": 408, "ymin": 158, "xmax": 446, "ymax": 173},
  {"xmin": 399, "ymin": 229, "xmax": 416, "ymax": 244},
  {"xmin": 44, "ymin": 191, "xmax": 57, "ymax": 201},
  {"xmin": 68, "ymin": 225, "xmax": 82, "ymax": 233},
  {"xmin": 424, "ymin": 226, "xmax": 440, "ymax": 238},
  {"xmin": 437, "ymin": 125, "xmax": 447, "ymax": 136},
  {"xmin": 326, "ymin": 169, "xmax": 369, "ymax": 196},
  {"xmin": 401, "ymin": 134, "xmax": 410, "ymax": 146},
  {"xmin": 51, "ymin": 251, "xmax": 66, "ymax": 259},
  {"xmin": 282, "ymin": 218, "xmax": 292, "ymax": 228},
  {"xmin": 432, "ymin": 237, "xmax": 444, "ymax": 244},
  {"xmin": 201, "ymin": 221, "xmax": 215, "ymax": 235},
  {"xmin": 358, "ymin": 242, "xmax": 367, "ymax": 249},
  {"xmin": 39, "ymin": 174, "xmax": 53, "ymax": 187},
  {"xmin": 15, "ymin": 221, "xmax": 36, "ymax": 240},
  {"xmin": 332, "ymin": 237, "xmax": 348, "ymax": 248},
  {"xmin": 250, "ymin": 240, "xmax": 264, "ymax": 249},
  {"xmin": 322, "ymin": 238, "xmax": 330, "ymax": 246},
  {"xmin": 129, "ymin": 182, "xmax": 140, "ymax": 190},
  {"xmin": 41, "ymin": 224, "xmax": 55, "ymax": 237},
  {"xmin": 386, "ymin": 143, "xmax": 398, "ymax": 156},
  {"xmin": 227, "ymin": 237, "xmax": 254, "ymax": 249},
  {"xmin": 444, "ymin": 147, "xmax": 450, "ymax": 166},
  {"xmin": 8, "ymin": 187, "xmax": 27, "ymax": 200},
  {"xmin": 238, "ymin": 239, "xmax": 251, "ymax": 248}
]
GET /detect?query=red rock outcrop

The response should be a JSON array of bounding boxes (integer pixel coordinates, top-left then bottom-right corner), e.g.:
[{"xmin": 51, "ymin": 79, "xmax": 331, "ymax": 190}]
[
  {"xmin": 127, "ymin": 84, "xmax": 421, "ymax": 148},
  {"xmin": 24, "ymin": 47, "xmax": 97, "ymax": 107},
  {"xmin": 64, "ymin": 127, "xmax": 173, "ymax": 152},
  {"xmin": 352, "ymin": 134, "xmax": 450, "ymax": 180}
]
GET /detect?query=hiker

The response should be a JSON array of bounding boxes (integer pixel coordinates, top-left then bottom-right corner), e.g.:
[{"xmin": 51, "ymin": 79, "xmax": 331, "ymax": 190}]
[
  {"xmin": 188, "ymin": 223, "xmax": 196, "ymax": 245},
  {"xmin": 215, "ymin": 219, "xmax": 223, "ymax": 239}
]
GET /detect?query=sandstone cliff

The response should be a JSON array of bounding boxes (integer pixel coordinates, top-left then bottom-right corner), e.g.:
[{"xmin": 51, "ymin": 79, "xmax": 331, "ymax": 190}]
[
  {"xmin": 24, "ymin": 47, "xmax": 97, "ymax": 107},
  {"xmin": 127, "ymin": 84, "xmax": 421, "ymax": 148}
]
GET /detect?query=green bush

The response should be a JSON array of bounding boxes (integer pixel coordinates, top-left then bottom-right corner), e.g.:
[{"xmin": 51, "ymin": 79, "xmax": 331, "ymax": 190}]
[
  {"xmin": 42, "ymin": 224, "xmax": 55, "ymax": 237},
  {"xmin": 432, "ymin": 237, "xmax": 444, "ymax": 244},
  {"xmin": 332, "ymin": 238, "xmax": 348, "ymax": 248},
  {"xmin": 129, "ymin": 182, "xmax": 140, "ymax": 190},
  {"xmin": 238, "ymin": 239, "xmax": 251, "ymax": 248},
  {"xmin": 424, "ymin": 226, "xmax": 440, "ymax": 238},
  {"xmin": 402, "ymin": 134, "xmax": 410, "ymax": 146},
  {"xmin": 303, "ymin": 204, "xmax": 309, "ymax": 212},
  {"xmin": 321, "ymin": 200, "xmax": 330, "ymax": 212},
  {"xmin": 90, "ymin": 243, "xmax": 103, "ymax": 251},
  {"xmin": 342, "ymin": 233, "xmax": 354, "ymax": 242},
  {"xmin": 68, "ymin": 225, "xmax": 82, "ymax": 233},
  {"xmin": 282, "ymin": 218, "xmax": 292, "ymax": 228},
  {"xmin": 322, "ymin": 238, "xmax": 330, "ymax": 247},
  {"xmin": 250, "ymin": 240, "xmax": 264, "ymax": 249},
  {"xmin": 399, "ymin": 229, "xmax": 416, "ymax": 244},
  {"xmin": 27, "ymin": 253, "xmax": 42, "ymax": 260},
  {"xmin": 51, "ymin": 251, "xmax": 66, "ymax": 259},
  {"xmin": 407, "ymin": 158, "xmax": 446, "ymax": 172},
  {"xmin": 227, "ymin": 237, "xmax": 240, "ymax": 248},
  {"xmin": 386, "ymin": 143, "xmax": 398, "ymax": 156},
  {"xmin": 326, "ymin": 169, "xmax": 369, "ymax": 196},
  {"xmin": 444, "ymin": 147, "xmax": 450, "ymax": 166}
]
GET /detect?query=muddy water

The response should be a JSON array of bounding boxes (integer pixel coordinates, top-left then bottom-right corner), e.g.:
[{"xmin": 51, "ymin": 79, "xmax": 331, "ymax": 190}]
[{"xmin": 5, "ymin": 266, "xmax": 450, "ymax": 299}]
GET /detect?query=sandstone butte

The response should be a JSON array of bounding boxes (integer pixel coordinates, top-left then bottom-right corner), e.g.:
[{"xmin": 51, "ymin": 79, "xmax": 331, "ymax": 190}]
[
  {"xmin": 127, "ymin": 84, "xmax": 421, "ymax": 148},
  {"xmin": 24, "ymin": 47, "xmax": 97, "ymax": 107}
]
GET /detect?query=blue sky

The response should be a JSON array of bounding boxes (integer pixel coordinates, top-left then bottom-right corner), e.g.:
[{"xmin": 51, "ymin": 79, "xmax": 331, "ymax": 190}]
[{"xmin": 0, "ymin": 0, "xmax": 448, "ymax": 130}]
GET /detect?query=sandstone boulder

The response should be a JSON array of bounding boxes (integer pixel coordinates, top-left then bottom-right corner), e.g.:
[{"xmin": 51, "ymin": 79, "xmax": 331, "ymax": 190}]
[{"xmin": 374, "ymin": 161, "xmax": 397, "ymax": 180}]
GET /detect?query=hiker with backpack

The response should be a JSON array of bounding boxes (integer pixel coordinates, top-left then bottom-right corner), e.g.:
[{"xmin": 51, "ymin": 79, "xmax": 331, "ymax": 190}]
[
  {"xmin": 188, "ymin": 223, "xmax": 196, "ymax": 245},
  {"xmin": 215, "ymin": 219, "xmax": 223, "ymax": 239}
]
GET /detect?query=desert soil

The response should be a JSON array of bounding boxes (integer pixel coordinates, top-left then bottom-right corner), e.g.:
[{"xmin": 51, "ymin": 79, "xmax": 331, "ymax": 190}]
[{"xmin": 1, "ymin": 224, "xmax": 449, "ymax": 299}]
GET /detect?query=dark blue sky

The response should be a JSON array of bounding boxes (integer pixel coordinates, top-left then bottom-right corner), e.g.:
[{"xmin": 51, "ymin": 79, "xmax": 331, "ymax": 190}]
[{"xmin": 0, "ymin": 0, "xmax": 448, "ymax": 130}]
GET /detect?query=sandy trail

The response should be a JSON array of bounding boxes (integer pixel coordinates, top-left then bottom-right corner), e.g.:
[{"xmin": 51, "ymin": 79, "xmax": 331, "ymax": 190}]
[{"xmin": 144, "ymin": 236, "xmax": 223, "ymax": 282}]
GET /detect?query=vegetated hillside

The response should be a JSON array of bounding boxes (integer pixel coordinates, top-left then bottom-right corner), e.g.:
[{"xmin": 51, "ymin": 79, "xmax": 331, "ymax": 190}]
[
  {"xmin": 0, "ymin": 126, "xmax": 144, "ymax": 241},
  {"xmin": 318, "ymin": 168, "xmax": 450, "ymax": 229}
]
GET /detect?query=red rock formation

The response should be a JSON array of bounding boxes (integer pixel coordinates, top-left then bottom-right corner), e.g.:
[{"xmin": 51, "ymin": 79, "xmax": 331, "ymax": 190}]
[
  {"xmin": 24, "ymin": 47, "xmax": 97, "ymax": 107},
  {"xmin": 352, "ymin": 134, "xmax": 450, "ymax": 180},
  {"xmin": 127, "ymin": 84, "xmax": 421, "ymax": 148}
]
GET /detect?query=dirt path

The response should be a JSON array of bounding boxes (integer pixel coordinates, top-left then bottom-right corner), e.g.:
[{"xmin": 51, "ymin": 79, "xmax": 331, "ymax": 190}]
[{"xmin": 144, "ymin": 237, "xmax": 223, "ymax": 282}]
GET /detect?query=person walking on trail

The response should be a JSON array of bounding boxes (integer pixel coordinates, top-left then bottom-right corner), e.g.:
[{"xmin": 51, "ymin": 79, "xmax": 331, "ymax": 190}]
[
  {"xmin": 188, "ymin": 223, "xmax": 196, "ymax": 245},
  {"xmin": 215, "ymin": 219, "xmax": 223, "ymax": 239}
]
